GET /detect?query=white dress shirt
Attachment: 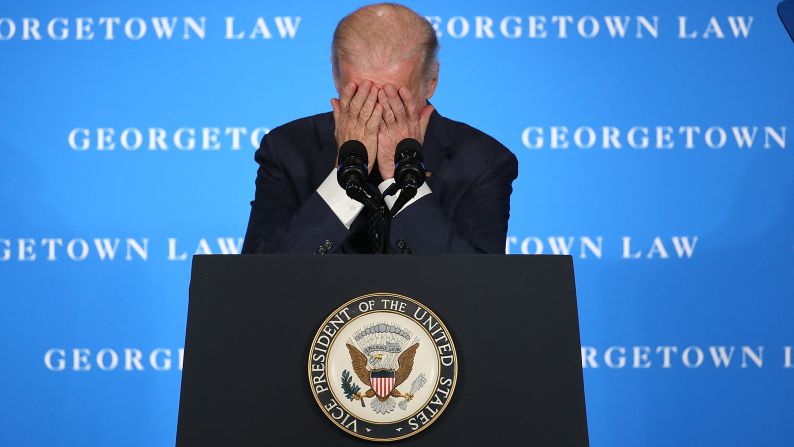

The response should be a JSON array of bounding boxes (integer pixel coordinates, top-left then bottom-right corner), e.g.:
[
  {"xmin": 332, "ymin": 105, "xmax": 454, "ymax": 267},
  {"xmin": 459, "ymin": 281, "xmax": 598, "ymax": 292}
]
[{"xmin": 316, "ymin": 168, "xmax": 432, "ymax": 229}]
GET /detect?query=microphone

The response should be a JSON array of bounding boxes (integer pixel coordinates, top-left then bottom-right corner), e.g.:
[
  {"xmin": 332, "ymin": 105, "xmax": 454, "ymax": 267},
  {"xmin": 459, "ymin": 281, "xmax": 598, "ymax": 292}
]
[
  {"xmin": 337, "ymin": 140, "xmax": 368, "ymax": 191},
  {"xmin": 336, "ymin": 140, "xmax": 380, "ymax": 211},
  {"xmin": 387, "ymin": 138, "xmax": 425, "ymax": 215},
  {"xmin": 395, "ymin": 138, "xmax": 425, "ymax": 190}
]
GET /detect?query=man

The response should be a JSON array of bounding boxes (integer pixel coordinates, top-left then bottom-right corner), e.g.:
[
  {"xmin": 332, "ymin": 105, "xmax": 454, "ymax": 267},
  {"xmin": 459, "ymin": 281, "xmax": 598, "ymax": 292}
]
[{"xmin": 242, "ymin": 3, "xmax": 517, "ymax": 254}]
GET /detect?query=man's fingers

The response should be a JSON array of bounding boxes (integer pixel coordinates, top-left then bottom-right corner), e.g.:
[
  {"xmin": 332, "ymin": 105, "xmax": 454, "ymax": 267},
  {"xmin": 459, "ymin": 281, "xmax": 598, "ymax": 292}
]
[
  {"xmin": 398, "ymin": 86, "xmax": 416, "ymax": 116},
  {"xmin": 367, "ymin": 103, "xmax": 383, "ymax": 131},
  {"xmin": 383, "ymin": 84, "xmax": 406, "ymax": 122},
  {"xmin": 359, "ymin": 86, "xmax": 379, "ymax": 121},
  {"xmin": 419, "ymin": 104, "xmax": 435, "ymax": 142},
  {"xmin": 349, "ymin": 80, "xmax": 372, "ymax": 116},
  {"xmin": 379, "ymin": 90, "xmax": 396, "ymax": 124},
  {"xmin": 339, "ymin": 82, "xmax": 356, "ymax": 112}
]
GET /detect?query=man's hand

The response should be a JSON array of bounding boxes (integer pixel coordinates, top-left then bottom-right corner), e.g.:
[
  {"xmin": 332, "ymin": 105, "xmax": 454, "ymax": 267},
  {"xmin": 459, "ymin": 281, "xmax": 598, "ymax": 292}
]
[
  {"xmin": 376, "ymin": 84, "xmax": 434, "ymax": 180},
  {"xmin": 331, "ymin": 80, "xmax": 382, "ymax": 173}
]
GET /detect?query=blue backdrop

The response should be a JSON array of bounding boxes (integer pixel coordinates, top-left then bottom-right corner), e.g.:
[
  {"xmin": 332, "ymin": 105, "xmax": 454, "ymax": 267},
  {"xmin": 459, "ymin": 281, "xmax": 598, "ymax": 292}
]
[{"xmin": 1, "ymin": 0, "xmax": 792, "ymax": 445}]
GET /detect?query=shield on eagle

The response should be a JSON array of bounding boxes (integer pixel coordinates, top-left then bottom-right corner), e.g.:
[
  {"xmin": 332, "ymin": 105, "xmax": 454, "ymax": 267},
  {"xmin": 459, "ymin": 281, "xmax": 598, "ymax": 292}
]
[{"xmin": 370, "ymin": 369, "xmax": 396, "ymax": 398}]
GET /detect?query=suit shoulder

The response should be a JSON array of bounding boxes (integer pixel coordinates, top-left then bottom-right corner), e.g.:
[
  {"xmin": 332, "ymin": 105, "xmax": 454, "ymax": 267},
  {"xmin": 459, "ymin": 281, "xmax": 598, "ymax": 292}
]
[
  {"xmin": 439, "ymin": 115, "xmax": 516, "ymax": 165},
  {"xmin": 255, "ymin": 112, "xmax": 332, "ymax": 164},
  {"xmin": 265, "ymin": 112, "xmax": 332, "ymax": 144},
  {"xmin": 269, "ymin": 112, "xmax": 332, "ymax": 134}
]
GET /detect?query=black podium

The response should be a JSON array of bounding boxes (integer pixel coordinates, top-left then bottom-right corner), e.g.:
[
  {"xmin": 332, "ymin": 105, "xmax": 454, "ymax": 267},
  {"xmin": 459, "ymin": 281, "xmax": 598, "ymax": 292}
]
[{"xmin": 176, "ymin": 255, "xmax": 588, "ymax": 445}]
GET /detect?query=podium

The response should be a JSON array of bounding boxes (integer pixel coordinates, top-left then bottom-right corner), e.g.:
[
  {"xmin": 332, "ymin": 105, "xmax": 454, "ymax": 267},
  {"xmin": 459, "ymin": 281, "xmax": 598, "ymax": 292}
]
[{"xmin": 176, "ymin": 255, "xmax": 588, "ymax": 445}]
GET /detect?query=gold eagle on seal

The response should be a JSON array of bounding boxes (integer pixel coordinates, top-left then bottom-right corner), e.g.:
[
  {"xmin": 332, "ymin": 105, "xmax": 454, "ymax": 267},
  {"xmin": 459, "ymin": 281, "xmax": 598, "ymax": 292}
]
[{"xmin": 345, "ymin": 343, "xmax": 420, "ymax": 414}]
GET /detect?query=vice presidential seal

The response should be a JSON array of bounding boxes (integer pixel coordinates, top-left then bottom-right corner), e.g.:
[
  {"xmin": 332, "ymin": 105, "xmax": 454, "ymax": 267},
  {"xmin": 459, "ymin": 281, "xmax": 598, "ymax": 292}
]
[{"xmin": 308, "ymin": 293, "xmax": 458, "ymax": 442}]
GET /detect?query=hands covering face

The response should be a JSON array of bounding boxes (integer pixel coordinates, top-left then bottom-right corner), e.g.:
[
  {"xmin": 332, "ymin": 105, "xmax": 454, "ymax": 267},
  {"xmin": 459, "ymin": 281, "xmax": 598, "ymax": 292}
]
[
  {"xmin": 331, "ymin": 81, "xmax": 434, "ymax": 178},
  {"xmin": 331, "ymin": 80, "xmax": 382, "ymax": 174}
]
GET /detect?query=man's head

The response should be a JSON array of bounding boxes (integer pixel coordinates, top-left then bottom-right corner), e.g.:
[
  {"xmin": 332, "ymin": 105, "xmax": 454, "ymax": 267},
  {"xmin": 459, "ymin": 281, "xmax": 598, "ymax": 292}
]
[{"xmin": 331, "ymin": 3, "xmax": 439, "ymax": 112}]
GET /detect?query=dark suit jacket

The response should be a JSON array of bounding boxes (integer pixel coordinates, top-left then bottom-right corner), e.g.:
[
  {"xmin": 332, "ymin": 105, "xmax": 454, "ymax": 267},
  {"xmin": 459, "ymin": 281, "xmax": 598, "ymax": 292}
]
[{"xmin": 242, "ymin": 110, "xmax": 517, "ymax": 254}]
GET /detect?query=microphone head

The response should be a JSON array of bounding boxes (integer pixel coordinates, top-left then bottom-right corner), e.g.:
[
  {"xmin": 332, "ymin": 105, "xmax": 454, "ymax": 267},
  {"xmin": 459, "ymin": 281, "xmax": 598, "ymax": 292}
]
[
  {"xmin": 337, "ymin": 140, "xmax": 368, "ymax": 189},
  {"xmin": 394, "ymin": 138, "xmax": 425, "ymax": 189},
  {"xmin": 395, "ymin": 138, "xmax": 423, "ymax": 161},
  {"xmin": 338, "ymin": 139, "xmax": 368, "ymax": 164}
]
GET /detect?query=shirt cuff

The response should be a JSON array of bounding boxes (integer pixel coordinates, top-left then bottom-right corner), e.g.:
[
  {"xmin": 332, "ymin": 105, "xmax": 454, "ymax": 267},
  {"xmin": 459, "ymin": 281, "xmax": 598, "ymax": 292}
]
[
  {"xmin": 377, "ymin": 178, "xmax": 432, "ymax": 215},
  {"xmin": 317, "ymin": 168, "xmax": 364, "ymax": 229}
]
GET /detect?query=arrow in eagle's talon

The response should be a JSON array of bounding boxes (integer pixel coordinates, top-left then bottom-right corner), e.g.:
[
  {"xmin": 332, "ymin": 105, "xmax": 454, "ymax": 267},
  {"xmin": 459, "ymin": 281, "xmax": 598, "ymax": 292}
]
[{"xmin": 353, "ymin": 392, "xmax": 365, "ymax": 407}]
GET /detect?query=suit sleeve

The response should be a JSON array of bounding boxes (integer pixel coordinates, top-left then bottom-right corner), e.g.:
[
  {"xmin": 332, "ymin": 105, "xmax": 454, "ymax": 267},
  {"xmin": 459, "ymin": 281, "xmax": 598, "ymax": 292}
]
[
  {"xmin": 241, "ymin": 134, "xmax": 350, "ymax": 254},
  {"xmin": 389, "ymin": 147, "xmax": 518, "ymax": 254}
]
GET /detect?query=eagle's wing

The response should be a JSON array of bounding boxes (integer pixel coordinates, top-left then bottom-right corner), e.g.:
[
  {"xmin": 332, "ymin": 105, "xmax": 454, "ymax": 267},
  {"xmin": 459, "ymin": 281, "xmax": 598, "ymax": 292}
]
[
  {"xmin": 394, "ymin": 343, "xmax": 419, "ymax": 387},
  {"xmin": 346, "ymin": 343, "xmax": 371, "ymax": 386}
]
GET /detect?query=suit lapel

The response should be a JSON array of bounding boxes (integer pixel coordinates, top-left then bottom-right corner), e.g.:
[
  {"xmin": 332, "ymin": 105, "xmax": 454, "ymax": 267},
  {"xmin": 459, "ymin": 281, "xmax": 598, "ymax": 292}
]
[{"xmin": 422, "ymin": 110, "xmax": 452, "ymax": 193}]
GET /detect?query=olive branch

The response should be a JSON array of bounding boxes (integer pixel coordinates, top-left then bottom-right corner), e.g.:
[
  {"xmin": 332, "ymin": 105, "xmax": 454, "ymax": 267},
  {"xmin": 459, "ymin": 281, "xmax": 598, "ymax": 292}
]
[{"xmin": 341, "ymin": 370, "xmax": 364, "ymax": 406}]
